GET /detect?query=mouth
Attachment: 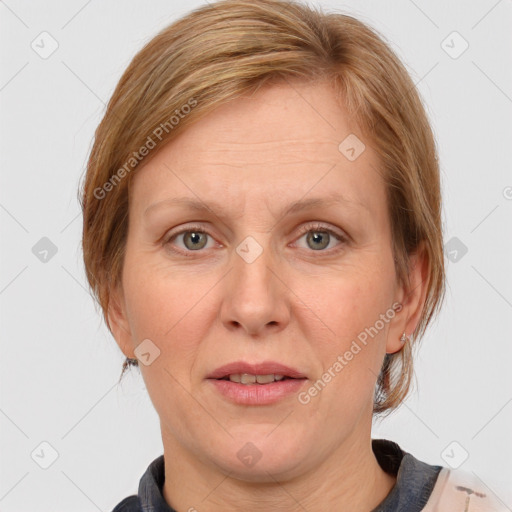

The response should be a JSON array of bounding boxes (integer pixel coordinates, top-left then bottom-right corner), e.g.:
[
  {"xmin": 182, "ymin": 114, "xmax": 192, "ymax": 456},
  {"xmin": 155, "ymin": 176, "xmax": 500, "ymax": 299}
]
[
  {"xmin": 218, "ymin": 373, "xmax": 296, "ymax": 385},
  {"xmin": 207, "ymin": 361, "xmax": 307, "ymax": 405},
  {"xmin": 207, "ymin": 361, "xmax": 307, "ymax": 381}
]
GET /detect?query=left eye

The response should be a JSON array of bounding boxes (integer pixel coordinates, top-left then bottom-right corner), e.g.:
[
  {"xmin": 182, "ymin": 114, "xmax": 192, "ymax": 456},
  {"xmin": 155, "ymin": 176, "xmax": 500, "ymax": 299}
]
[{"xmin": 294, "ymin": 224, "xmax": 346, "ymax": 251}]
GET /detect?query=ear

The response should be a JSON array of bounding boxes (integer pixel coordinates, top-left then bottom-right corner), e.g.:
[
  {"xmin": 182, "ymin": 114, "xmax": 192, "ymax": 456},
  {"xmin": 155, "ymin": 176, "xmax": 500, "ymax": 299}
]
[
  {"xmin": 386, "ymin": 240, "xmax": 429, "ymax": 354},
  {"xmin": 107, "ymin": 284, "xmax": 136, "ymax": 359}
]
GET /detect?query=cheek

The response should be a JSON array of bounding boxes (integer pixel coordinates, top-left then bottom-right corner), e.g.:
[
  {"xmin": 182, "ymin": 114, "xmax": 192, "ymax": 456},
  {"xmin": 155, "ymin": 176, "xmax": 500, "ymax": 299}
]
[
  {"xmin": 293, "ymin": 265, "xmax": 393, "ymax": 393},
  {"xmin": 122, "ymin": 255, "xmax": 217, "ymax": 364},
  {"xmin": 295, "ymin": 262, "xmax": 393, "ymax": 343},
  {"xmin": 121, "ymin": 259, "xmax": 211, "ymax": 420}
]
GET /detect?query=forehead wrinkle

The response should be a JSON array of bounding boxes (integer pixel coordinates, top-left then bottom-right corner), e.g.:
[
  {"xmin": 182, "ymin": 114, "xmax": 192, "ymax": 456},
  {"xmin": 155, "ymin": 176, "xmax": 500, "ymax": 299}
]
[
  {"xmin": 183, "ymin": 138, "xmax": 340, "ymax": 160},
  {"xmin": 144, "ymin": 193, "xmax": 370, "ymax": 223},
  {"xmin": 199, "ymin": 138, "xmax": 339, "ymax": 147},
  {"xmin": 199, "ymin": 159, "xmax": 342, "ymax": 170}
]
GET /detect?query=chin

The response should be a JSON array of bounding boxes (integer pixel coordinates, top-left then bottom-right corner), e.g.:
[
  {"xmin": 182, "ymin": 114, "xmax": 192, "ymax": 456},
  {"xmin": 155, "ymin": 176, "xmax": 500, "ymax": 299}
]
[{"xmin": 209, "ymin": 429, "xmax": 314, "ymax": 482}]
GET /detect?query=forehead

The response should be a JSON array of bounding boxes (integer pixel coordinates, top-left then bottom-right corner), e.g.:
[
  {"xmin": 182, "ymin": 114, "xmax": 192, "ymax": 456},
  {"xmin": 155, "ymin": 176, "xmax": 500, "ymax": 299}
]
[{"xmin": 130, "ymin": 79, "xmax": 385, "ymax": 220}]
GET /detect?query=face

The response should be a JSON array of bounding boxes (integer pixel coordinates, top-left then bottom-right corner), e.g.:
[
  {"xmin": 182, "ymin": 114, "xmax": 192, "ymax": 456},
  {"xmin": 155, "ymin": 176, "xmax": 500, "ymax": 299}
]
[{"xmin": 110, "ymin": 79, "xmax": 424, "ymax": 481}]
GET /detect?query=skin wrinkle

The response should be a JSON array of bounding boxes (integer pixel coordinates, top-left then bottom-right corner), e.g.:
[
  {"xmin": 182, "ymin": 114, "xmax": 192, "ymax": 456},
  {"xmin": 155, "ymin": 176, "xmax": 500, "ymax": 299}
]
[
  {"xmin": 143, "ymin": 195, "xmax": 371, "ymax": 232},
  {"xmin": 108, "ymin": 80, "xmax": 428, "ymax": 512},
  {"xmin": 178, "ymin": 139, "xmax": 349, "ymax": 158}
]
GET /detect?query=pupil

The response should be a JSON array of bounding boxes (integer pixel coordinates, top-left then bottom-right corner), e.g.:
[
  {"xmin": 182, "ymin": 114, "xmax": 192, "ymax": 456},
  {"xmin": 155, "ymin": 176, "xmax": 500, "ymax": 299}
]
[
  {"xmin": 309, "ymin": 231, "xmax": 328, "ymax": 250},
  {"xmin": 186, "ymin": 231, "xmax": 206, "ymax": 250}
]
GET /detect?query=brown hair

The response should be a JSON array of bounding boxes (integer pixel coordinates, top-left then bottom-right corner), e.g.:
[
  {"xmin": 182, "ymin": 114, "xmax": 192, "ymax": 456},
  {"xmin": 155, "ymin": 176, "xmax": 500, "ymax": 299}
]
[{"xmin": 80, "ymin": 0, "xmax": 445, "ymax": 414}]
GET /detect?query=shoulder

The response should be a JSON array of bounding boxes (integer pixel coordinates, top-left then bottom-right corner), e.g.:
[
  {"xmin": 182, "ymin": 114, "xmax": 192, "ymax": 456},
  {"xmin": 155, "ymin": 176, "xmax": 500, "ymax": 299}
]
[
  {"xmin": 111, "ymin": 495, "xmax": 141, "ymax": 512},
  {"xmin": 423, "ymin": 467, "xmax": 508, "ymax": 512}
]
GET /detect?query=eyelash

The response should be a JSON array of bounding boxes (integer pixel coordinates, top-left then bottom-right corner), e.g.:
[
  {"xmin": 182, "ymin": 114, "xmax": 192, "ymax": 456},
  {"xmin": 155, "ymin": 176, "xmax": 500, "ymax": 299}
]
[{"xmin": 163, "ymin": 222, "xmax": 348, "ymax": 257}]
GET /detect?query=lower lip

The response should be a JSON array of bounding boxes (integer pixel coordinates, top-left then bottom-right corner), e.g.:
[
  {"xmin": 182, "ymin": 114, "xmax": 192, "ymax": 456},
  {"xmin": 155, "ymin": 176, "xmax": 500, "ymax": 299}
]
[{"xmin": 208, "ymin": 378, "xmax": 307, "ymax": 405}]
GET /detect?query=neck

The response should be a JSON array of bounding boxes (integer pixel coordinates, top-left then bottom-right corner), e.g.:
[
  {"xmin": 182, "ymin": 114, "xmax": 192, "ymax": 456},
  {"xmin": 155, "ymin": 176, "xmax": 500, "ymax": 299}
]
[{"xmin": 161, "ymin": 427, "xmax": 396, "ymax": 512}]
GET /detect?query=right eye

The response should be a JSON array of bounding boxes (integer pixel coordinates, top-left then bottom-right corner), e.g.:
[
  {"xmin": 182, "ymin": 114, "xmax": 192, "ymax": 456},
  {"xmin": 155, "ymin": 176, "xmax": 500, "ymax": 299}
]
[{"xmin": 163, "ymin": 224, "xmax": 217, "ymax": 255}]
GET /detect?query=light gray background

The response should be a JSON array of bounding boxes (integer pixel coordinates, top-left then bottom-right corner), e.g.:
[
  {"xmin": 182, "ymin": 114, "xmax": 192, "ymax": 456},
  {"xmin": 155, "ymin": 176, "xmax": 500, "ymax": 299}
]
[{"xmin": 1, "ymin": 0, "xmax": 511, "ymax": 510}]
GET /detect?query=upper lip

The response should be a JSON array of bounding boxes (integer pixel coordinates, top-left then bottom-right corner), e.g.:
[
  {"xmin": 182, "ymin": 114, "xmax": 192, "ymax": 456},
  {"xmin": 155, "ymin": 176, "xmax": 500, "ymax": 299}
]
[{"xmin": 207, "ymin": 361, "xmax": 307, "ymax": 379}]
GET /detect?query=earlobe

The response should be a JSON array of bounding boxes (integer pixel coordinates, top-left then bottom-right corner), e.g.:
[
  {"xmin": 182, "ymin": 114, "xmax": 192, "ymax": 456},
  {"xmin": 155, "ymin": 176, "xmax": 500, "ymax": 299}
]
[
  {"xmin": 385, "ymin": 330, "xmax": 410, "ymax": 355},
  {"xmin": 107, "ymin": 286, "xmax": 136, "ymax": 359}
]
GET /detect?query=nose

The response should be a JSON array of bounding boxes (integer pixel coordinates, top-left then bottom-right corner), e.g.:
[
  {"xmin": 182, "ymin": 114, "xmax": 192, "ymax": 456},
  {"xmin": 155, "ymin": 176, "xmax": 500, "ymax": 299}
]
[{"xmin": 220, "ymin": 237, "xmax": 290, "ymax": 337}]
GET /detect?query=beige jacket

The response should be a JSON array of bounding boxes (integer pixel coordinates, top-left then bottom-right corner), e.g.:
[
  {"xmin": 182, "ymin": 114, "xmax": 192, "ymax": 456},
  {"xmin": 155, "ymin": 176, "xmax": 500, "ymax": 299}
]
[{"xmin": 423, "ymin": 467, "xmax": 509, "ymax": 511}]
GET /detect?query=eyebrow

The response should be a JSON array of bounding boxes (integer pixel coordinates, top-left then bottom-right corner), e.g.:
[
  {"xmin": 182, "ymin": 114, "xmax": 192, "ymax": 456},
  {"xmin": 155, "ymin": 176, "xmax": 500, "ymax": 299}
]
[{"xmin": 144, "ymin": 193, "xmax": 369, "ymax": 219}]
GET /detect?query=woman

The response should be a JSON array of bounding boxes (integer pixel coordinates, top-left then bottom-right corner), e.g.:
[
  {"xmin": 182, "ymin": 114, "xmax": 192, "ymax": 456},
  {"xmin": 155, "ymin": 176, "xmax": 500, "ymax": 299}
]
[{"xmin": 80, "ymin": 0, "xmax": 506, "ymax": 510}]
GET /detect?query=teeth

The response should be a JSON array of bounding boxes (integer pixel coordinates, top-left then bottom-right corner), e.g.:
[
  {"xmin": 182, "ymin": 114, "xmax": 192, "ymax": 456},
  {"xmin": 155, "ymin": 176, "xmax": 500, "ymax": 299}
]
[
  {"xmin": 240, "ymin": 373, "xmax": 256, "ymax": 384},
  {"xmin": 227, "ymin": 373, "xmax": 287, "ymax": 384},
  {"xmin": 256, "ymin": 374, "xmax": 275, "ymax": 384}
]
